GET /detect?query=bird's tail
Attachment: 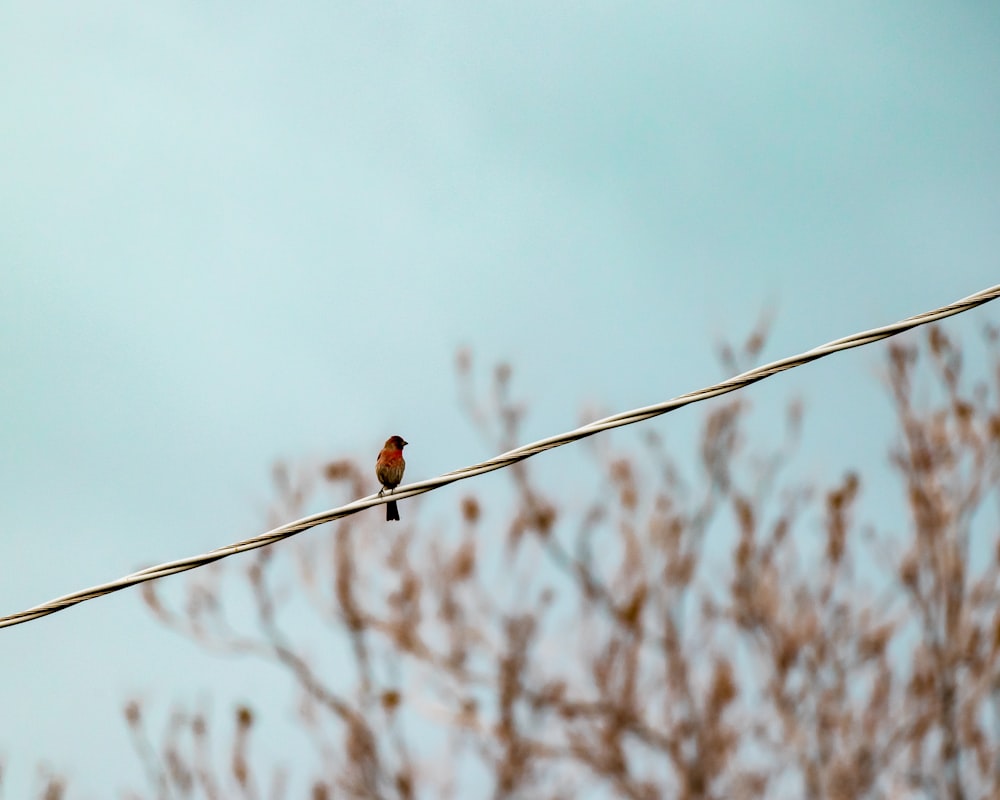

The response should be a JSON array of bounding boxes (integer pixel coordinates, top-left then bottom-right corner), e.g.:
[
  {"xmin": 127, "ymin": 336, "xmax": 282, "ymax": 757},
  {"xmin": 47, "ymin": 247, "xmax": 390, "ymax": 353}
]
[{"xmin": 386, "ymin": 500, "xmax": 400, "ymax": 522}]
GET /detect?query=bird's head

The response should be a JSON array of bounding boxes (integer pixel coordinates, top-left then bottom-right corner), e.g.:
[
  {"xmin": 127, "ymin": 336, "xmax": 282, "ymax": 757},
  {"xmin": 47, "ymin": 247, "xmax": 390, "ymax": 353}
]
[{"xmin": 385, "ymin": 435, "xmax": 408, "ymax": 450}]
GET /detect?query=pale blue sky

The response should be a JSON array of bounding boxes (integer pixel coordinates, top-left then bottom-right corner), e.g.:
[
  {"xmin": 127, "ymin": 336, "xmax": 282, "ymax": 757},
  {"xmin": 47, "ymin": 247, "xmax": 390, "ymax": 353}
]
[{"xmin": 1, "ymin": 1, "xmax": 999, "ymax": 795}]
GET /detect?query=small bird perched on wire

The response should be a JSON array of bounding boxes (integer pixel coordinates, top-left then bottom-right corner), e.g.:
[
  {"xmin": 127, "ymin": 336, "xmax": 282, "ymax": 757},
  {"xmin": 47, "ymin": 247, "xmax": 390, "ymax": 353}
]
[{"xmin": 375, "ymin": 435, "xmax": 408, "ymax": 521}]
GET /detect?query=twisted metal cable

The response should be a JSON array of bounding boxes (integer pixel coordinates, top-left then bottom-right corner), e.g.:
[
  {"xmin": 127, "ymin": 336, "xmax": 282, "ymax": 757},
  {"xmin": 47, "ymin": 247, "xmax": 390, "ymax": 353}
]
[{"xmin": 3, "ymin": 283, "xmax": 999, "ymax": 630}]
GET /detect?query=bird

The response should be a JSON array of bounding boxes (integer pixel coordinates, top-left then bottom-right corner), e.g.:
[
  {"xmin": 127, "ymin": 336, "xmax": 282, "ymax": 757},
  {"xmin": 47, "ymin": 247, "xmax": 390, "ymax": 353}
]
[{"xmin": 376, "ymin": 435, "xmax": 408, "ymax": 521}]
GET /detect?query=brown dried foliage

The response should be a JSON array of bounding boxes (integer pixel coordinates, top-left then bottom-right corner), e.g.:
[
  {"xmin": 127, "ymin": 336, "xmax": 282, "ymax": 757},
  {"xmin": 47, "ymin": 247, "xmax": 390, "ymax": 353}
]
[{"xmin": 8, "ymin": 325, "xmax": 1000, "ymax": 799}]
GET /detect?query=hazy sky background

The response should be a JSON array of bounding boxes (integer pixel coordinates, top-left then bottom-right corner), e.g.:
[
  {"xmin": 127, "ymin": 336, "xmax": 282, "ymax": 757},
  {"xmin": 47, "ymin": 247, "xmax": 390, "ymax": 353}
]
[{"xmin": 2, "ymin": 1, "xmax": 999, "ymax": 795}]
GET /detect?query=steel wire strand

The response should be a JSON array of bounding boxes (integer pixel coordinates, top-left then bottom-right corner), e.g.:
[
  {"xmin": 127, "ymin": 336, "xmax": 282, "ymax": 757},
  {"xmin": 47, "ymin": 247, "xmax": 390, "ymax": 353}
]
[{"xmin": 2, "ymin": 283, "xmax": 998, "ymax": 629}]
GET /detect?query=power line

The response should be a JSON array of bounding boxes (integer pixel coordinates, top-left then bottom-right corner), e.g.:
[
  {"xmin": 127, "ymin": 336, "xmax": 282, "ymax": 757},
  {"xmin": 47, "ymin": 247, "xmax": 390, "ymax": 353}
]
[{"xmin": 2, "ymin": 283, "xmax": 999, "ymax": 630}]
